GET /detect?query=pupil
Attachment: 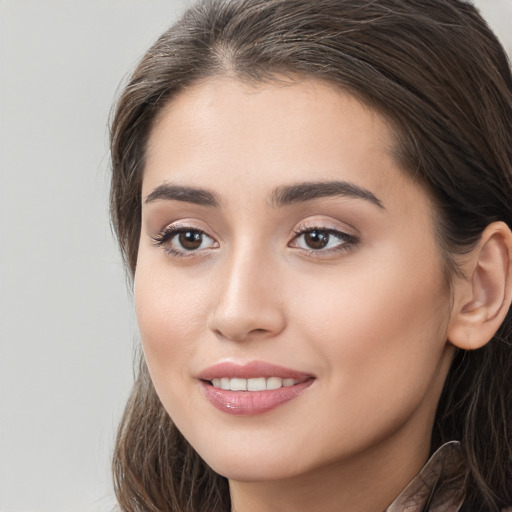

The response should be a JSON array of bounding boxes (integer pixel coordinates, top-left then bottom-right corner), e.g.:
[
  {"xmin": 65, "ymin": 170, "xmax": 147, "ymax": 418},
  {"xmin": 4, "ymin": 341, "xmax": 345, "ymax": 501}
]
[
  {"xmin": 179, "ymin": 231, "xmax": 202, "ymax": 250},
  {"xmin": 305, "ymin": 230, "xmax": 329, "ymax": 249}
]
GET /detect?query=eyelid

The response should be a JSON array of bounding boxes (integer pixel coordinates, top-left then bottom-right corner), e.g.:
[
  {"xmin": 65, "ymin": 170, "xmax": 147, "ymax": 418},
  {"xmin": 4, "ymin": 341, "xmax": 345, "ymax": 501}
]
[
  {"xmin": 292, "ymin": 219, "xmax": 358, "ymax": 237},
  {"xmin": 151, "ymin": 218, "xmax": 219, "ymax": 242},
  {"xmin": 289, "ymin": 221, "xmax": 360, "ymax": 255},
  {"xmin": 151, "ymin": 221, "xmax": 219, "ymax": 258}
]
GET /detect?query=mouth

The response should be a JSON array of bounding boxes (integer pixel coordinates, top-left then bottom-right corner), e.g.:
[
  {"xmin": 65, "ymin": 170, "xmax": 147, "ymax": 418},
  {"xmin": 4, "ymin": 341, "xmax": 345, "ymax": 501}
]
[
  {"xmin": 208, "ymin": 376, "xmax": 305, "ymax": 391},
  {"xmin": 198, "ymin": 361, "xmax": 315, "ymax": 415}
]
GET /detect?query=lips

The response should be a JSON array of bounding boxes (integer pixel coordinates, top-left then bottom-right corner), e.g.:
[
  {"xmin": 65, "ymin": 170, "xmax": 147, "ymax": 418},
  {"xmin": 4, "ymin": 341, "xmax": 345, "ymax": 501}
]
[{"xmin": 198, "ymin": 361, "xmax": 315, "ymax": 415}]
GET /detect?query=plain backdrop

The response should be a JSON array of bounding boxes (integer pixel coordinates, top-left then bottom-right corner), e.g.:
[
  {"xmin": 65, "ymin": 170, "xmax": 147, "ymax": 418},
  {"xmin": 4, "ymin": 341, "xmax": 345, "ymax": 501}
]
[{"xmin": 0, "ymin": 1, "xmax": 511, "ymax": 511}]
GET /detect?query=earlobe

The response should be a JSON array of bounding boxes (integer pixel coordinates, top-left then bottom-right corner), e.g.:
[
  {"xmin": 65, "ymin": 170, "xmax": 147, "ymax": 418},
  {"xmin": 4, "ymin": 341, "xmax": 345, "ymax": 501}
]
[{"xmin": 447, "ymin": 222, "xmax": 512, "ymax": 350}]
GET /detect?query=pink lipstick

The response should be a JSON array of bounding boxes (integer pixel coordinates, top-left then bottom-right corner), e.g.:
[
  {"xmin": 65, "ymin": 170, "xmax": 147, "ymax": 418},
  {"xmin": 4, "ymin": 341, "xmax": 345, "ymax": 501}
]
[{"xmin": 198, "ymin": 361, "xmax": 315, "ymax": 415}]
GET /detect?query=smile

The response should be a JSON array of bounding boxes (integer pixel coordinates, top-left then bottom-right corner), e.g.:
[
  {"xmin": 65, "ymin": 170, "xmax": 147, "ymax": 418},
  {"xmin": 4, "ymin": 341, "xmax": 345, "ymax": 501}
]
[
  {"xmin": 199, "ymin": 361, "xmax": 315, "ymax": 415},
  {"xmin": 210, "ymin": 377, "xmax": 300, "ymax": 391}
]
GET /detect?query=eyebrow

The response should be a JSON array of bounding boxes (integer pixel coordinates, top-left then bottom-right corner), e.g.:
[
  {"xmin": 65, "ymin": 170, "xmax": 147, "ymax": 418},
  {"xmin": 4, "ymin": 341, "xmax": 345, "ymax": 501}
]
[
  {"xmin": 270, "ymin": 180, "xmax": 384, "ymax": 209},
  {"xmin": 144, "ymin": 180, "xmax": 384, "ymax": 209},
  {"xmin": 145, "ymin": 184, "xmax": 220, "ymax": 207}
]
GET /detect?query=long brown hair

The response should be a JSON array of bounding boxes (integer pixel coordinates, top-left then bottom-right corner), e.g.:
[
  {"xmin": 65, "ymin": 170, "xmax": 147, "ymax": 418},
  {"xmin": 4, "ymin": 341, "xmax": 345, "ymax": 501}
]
[{"xmin": 110, "ymin": 1, "xmax": 512, "ymax": 510}]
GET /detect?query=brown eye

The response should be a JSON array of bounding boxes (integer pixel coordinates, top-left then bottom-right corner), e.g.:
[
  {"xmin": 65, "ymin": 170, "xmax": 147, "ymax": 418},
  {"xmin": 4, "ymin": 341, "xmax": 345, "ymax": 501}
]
[
  {"xmin": 290, "ymin": 226, "xmax": 358, "ymax": 254},
  {"xmin": 304, "ymin": 230, "xmax": 330, "ymax": 249},
  {"xmin": 152, "ymin": 226, "xmax": 218, "ymax": 257},
  {"xmin": 178, "ymin": 230, "xmax": 204, "ymax": 250}
]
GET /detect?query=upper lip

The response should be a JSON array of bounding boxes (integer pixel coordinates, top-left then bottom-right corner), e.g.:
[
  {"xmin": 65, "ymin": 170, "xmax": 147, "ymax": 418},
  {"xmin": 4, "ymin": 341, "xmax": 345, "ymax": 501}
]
[{"xmin": 198, "ymin": 360, "xmax": 314, "ymax": 381}]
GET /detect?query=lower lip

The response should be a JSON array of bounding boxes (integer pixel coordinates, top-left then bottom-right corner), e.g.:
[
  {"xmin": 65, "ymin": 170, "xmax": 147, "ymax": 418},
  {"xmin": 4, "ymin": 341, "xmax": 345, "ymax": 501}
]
[{"xmin": 201, "ymin": 379, "xmax": 314, "ymax": 416}]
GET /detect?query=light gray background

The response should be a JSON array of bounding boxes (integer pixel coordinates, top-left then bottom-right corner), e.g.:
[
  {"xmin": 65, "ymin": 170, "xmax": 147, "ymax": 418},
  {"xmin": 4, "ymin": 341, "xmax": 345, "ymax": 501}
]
[{"xmin": 1, "ymin": 1, "xmax": 511, "ymax": 511}]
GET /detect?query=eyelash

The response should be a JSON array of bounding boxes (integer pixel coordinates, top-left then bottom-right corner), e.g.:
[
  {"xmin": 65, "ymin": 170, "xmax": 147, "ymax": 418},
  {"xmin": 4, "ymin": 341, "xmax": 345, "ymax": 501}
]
[
  {"xmin": 290, "ymin": 225, "xmax": 359, "ymax": 256},
  {"xmin": 151, "ymin": 224, "xmax": 218, "ymax": 258},
  {"xmin": 151, "ymin": 223, "xmax": 359, "ymax": 258}
]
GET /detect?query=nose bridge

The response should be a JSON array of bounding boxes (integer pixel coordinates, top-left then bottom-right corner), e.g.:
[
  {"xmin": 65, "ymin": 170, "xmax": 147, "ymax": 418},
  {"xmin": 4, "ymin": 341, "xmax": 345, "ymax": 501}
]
[{"xmin": 208, "ymin": 237, "xmax": 286, "ymax": 341}]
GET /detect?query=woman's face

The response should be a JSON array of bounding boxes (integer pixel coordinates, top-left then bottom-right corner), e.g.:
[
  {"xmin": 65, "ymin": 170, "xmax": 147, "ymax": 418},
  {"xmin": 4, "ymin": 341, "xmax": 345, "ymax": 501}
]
[{"xmin": 136, "ymin": 78, "xmax": 456, "ymax": 483}]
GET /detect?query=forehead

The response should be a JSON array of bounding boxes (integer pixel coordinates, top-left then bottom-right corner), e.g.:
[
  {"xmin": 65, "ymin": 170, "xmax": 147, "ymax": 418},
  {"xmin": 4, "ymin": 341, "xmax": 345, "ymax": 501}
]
[{"xmin": 142, "ymin": 77, "xmax": 416, "ymax": 209}]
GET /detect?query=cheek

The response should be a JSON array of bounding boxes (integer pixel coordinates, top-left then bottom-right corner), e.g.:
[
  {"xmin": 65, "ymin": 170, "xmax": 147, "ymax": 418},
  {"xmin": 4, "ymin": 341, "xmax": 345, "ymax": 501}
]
[
  {"xmin": 293, "ymin": 245, "xmax": 451, "ymax": 408},
  {"xmin": 134, "ymin": 262, "xmax": 210, "ymax": 390}
]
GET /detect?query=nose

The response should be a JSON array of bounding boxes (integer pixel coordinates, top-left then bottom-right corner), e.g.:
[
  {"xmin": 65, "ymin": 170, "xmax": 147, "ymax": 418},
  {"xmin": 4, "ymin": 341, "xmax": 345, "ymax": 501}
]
[{"xmin": 207, "ymin": 246, "xmax": 287, "ymax": 342}]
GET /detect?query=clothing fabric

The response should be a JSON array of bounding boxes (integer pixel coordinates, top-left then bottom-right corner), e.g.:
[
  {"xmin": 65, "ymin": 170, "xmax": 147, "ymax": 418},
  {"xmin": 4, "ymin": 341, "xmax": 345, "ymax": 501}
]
[
  {"xmin": 386, "ymin": 441, "xmax": 511, "ymax": 512},
  {"xmin": 386, "ymin": 441, "xmax": 465, "ymax": 512}
]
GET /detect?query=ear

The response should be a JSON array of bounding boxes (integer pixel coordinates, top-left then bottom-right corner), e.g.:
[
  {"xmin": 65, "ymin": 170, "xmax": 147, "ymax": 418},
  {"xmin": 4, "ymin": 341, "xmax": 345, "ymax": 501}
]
[{"xmin": 447, "ymin": 221, "xmax": 512, "ymax": 350}]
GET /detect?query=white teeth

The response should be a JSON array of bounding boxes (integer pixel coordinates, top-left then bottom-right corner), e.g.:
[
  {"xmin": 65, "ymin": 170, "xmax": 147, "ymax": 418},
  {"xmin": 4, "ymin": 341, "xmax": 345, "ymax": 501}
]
[
  {"xmin": 230, "ymin": 378, "xmax": 247, "ymax": 391},
  {"xmin": 266, "ymin": 377, "xmax": 283, "ymax": 390},
  {"xmin": 210, "ymin": 377, "xmax": 299, "ymax": 391},
  {"xmin": 247, "ymin": 377, "xmax": 266, "ymax": 391}
]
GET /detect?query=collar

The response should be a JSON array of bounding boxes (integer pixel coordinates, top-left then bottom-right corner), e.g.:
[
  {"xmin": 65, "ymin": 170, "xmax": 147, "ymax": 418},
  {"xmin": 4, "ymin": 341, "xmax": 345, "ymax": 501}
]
[{"xmin": 386, "ymin": 441, "xmax": 465, "ymax": 512}]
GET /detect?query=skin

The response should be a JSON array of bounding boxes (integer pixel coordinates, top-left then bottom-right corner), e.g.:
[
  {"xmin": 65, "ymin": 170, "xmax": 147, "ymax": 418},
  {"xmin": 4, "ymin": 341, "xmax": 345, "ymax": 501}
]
[{"xmin": 136, "ymin": 77, "xmax": 458, "ymax": 512}]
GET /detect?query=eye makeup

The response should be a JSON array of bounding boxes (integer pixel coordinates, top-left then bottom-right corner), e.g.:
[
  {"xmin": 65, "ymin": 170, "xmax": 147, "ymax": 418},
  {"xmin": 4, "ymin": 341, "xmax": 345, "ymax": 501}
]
[
  {"xmin": 151, "ymin": 222, "xmax": 219, "ymax": 258},
  {"xmin": 289, "ymin": 223, "xmax": 360, "ymax": 257}
]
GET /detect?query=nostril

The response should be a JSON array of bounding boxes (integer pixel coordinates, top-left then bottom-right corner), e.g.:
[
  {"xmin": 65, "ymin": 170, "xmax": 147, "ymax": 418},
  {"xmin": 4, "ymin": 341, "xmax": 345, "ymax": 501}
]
[
  {"xmin": 212, "ymin": 326, "xmax": 274, "ymax": 342},
  {"xmin": 250, "ymin": 328, "xmax": 269, "ymax": 335}
]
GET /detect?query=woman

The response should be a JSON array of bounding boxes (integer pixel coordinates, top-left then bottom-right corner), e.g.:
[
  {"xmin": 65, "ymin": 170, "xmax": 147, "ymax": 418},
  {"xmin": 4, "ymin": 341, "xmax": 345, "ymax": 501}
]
[{"xmin": 109, "ymin": 0, "xmax": 512, "ymax": 510}]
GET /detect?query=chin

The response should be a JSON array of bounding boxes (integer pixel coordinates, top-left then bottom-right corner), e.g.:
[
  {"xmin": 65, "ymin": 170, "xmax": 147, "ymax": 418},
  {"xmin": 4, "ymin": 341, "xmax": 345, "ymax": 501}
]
[
  {"xmin": 196, "ymin": 431, "xmax": 351, "ymax": 485},
  {"xmin": 207, "ymin": 456, "xmax": 303, "ymax": 482},
  {"xmin": 189, "ymin": 435, "xmax": 310, "ymax": 482}
]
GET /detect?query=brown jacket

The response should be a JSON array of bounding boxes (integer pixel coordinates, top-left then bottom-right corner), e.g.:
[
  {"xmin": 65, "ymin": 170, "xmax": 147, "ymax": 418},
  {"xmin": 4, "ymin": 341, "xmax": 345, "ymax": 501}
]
[{"xmin": 386, "ymin": 441, "xmax": 511, "ymax": 512}]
